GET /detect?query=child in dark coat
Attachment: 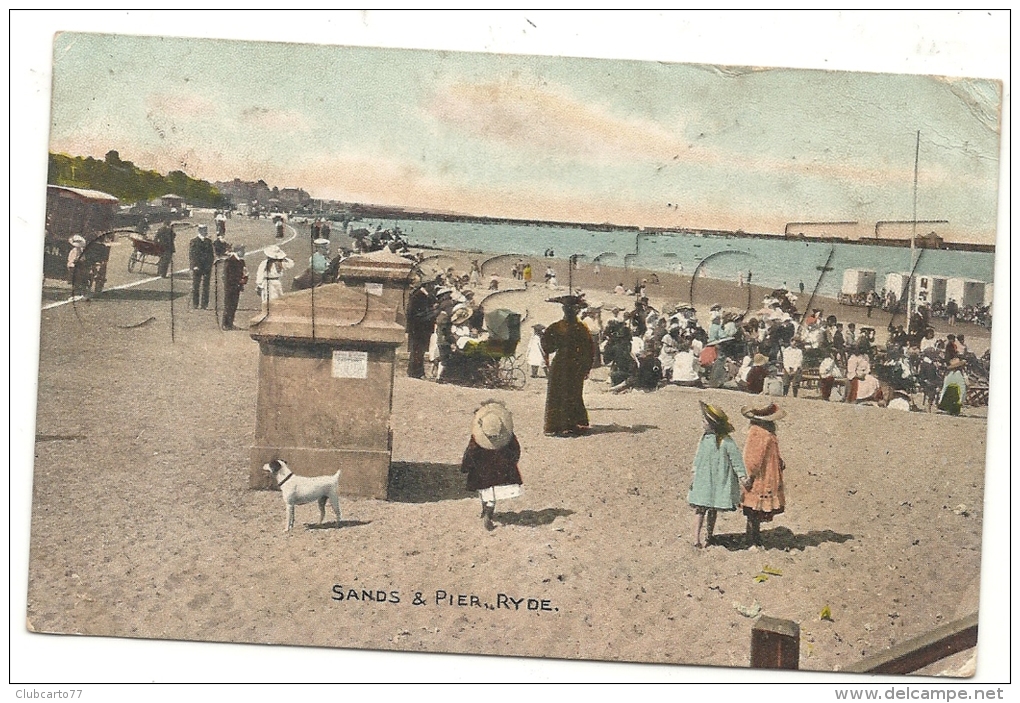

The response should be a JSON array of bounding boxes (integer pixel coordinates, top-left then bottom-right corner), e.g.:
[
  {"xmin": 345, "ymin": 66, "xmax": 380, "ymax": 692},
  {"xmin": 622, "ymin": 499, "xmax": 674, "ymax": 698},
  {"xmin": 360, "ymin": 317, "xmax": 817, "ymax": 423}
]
[{"xmin": 461, "ymin": 400, "xmax": 522, "ymax": 531}]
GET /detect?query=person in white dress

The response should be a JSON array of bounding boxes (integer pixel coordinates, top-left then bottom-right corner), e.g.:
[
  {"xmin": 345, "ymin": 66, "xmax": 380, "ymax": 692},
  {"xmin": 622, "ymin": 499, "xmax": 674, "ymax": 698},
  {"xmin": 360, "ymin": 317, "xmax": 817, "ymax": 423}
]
[
  {"xmin": 256, "ymin": 245, "xmax": 294, "ymax": 306},
  {"xmin": 526, "ymin": 324, "xmax": 548, "ymax": 378}
]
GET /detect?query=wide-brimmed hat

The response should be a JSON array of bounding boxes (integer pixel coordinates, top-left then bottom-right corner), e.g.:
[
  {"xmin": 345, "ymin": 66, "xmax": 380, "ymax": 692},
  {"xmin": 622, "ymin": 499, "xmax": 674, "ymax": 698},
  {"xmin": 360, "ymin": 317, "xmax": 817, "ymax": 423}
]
[
  {"xmin": 69, "ymin": 235, "xmax": 87, "ymax": 247},
  {"xmin": 264, "ymin": 245, "xmax": 288, "ymax": 260},
  {"xmin": 741, "ymin": 401, "xmax": 787, "ymax": 422},
  {"xmin": 752, "ymin": 353, "xmax": 769, "ymax": 367},
  {"xmin": 451, "ymin": 306, "xmax": 472, "ymax": 325},
  {"xmin": 547, "ymin": 294, "xmax": 586, "ymax": 308},
  {"xmin": 947, "ymin": 357, "xmax": 967, "ymax": 370},
  {"xmin": 699, "ymin": 401, "xmax": 734, "ymax": 435},
  {"xmin": 313, "ymin": 238, "xmax": 330, "ymax": 247},
  {"xmin": 471, "ymin": 400, "xmax": 514, "ymax": 450}
]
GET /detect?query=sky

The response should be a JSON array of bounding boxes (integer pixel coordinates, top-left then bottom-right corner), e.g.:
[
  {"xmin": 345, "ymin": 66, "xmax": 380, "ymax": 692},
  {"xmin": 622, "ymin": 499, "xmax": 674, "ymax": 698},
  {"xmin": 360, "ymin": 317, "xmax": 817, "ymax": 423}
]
[
  {"xmin": 10, "ymin": 11, "xmax": 1013, "ymax": 689},
  {"xmin": 46, "ymin": 17, "xmax": 1005, "ymax": 244}
]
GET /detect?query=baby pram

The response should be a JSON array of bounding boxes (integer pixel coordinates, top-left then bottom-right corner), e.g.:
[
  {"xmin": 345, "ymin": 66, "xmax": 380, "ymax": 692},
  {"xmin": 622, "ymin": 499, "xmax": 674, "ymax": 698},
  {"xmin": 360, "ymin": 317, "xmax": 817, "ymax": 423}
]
[{"xmin": 436, "ymin": 308, "xmax": 526, "ymax": 390}]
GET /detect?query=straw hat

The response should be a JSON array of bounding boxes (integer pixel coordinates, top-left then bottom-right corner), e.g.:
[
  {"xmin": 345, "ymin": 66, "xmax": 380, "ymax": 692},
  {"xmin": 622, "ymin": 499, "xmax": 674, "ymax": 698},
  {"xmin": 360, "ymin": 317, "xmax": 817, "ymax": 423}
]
[
  {"xmin": 699, "ymin": 401, "xmax": 734, "ymax": 435},
  {"xmin": 947, "ymin": 357, "xmax": 967, "ymax": 371},
  {"xmin": 264, "ymin": 245, "xmax": 288, "ymax": 260},
  {"xmin": 752, "ymin": 353, "xmax": 769, "ymax": 367},
  {"xmin": 451, "ymin": 305, "xmax": 472, "ymax": 325},
  {"xmin": 69, "ymin": 235, "xmax": 87, "ymax": 248},
  {"xmin": 313, "ymin": 238, "xmax": 330, "ymax": 247},
  {"xmin": 471, "ymin": 400, "xmax": 514, "ymax": 451},
  {"xmin": 741, "ymin": 400, "xmax": 787, "ymax": 422}
]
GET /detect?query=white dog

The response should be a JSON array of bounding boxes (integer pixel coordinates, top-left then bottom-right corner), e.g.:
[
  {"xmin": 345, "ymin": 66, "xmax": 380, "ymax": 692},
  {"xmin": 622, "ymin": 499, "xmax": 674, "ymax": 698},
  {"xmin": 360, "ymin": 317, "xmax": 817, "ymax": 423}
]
[{"xmin": 263, "ymin": 459, "xmax": 342, "ymax": 532}]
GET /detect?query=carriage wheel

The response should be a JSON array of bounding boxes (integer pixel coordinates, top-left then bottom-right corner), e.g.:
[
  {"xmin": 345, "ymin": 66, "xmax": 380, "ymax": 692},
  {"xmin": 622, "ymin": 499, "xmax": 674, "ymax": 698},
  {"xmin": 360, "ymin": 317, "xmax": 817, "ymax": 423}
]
[{"xmin": 128, "ymin": 252, "xmax": 138, "ymax": 273}]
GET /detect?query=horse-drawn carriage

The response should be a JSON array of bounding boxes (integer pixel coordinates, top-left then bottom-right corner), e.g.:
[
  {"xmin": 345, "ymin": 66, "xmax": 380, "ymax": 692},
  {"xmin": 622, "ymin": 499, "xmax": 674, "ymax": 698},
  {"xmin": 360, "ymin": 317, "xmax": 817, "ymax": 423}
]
[{"xmin": 427, "ymin": 308, "xmax": 527, "ymax": 390}]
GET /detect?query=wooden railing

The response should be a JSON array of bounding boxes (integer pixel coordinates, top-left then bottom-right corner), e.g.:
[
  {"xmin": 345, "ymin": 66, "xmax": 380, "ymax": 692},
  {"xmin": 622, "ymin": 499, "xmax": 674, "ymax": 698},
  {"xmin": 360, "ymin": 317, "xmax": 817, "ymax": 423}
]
[{"xmin": 751, "ymin": 613, "xmax": 978, "ymax": 674}]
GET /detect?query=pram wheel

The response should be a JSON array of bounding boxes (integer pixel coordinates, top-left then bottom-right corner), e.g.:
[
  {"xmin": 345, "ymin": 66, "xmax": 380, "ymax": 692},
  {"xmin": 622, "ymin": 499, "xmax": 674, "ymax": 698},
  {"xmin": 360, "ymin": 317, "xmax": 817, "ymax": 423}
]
[
  {"xmin": 424, "ymin": 359, "xmax": 439, "ymax": 381},
  {"xmin": 504, "ymin": 366, "xmax": 527, "ymax": 390}
]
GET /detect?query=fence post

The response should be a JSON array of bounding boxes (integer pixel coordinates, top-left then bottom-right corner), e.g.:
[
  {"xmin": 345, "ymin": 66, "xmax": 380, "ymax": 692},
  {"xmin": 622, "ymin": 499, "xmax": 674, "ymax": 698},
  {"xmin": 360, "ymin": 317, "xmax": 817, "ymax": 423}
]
[{"xmin": 750, "ymin": 616, "xmax": 800, "ymax": 670}]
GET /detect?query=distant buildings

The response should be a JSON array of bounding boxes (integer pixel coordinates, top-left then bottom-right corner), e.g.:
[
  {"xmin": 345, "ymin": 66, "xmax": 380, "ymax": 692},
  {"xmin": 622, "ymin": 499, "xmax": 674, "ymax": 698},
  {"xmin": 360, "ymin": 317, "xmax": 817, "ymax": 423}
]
[{"xmin": 213, "ymin": 178, "xmax": 310, "ymax": 209}]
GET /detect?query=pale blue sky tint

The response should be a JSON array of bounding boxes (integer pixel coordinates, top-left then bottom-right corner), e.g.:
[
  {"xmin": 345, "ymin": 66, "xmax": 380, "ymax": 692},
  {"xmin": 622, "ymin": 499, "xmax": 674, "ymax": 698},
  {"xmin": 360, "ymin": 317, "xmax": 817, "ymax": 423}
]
[{"xmin": 50, "ymin": 32, "xmax": 1002, "ymax": 242}]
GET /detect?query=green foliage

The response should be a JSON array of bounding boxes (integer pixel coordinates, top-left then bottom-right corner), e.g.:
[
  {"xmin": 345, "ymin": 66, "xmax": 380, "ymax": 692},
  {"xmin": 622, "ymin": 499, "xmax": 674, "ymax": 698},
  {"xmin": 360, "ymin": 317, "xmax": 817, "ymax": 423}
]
[{"xmin": 48, "ymin": 151, "xmax": 230, "ymax": 208}]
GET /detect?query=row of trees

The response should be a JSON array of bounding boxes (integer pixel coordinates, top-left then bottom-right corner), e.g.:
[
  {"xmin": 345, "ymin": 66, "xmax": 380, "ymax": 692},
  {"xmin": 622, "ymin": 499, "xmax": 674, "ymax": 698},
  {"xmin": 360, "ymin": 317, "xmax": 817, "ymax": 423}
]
[{"xmin": 48, "ymin": 150, "xmax": 230, "ymax": 208}]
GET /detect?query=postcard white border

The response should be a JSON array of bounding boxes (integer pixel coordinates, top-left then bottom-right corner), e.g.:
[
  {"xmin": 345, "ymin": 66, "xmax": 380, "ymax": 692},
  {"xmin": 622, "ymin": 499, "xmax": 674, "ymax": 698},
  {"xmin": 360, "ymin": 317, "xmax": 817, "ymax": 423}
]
[{"xmin": 9, "ymin": 10, "xmax": 1011, "ymax": 690}]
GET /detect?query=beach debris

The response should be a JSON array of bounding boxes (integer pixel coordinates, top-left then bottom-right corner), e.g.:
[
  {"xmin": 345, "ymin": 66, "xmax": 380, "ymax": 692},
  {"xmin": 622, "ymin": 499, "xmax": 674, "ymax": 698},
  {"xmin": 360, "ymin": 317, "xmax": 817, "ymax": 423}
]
[
  {"xmin": 820, "ymin": 606, "xmax": 833, "ymax": 621},
  {"xmin": 952, "ymin": 504, "xmax": 970, "ymax": 516},
  {"xmin": 753, "ymin": 565, "xmax": 782, "ymax": 583},
  {"xmin": 708, "ymin": 585, "xmax": 725, "ymax": 595},
  {"xmin": 734, "ymin": 600, "xmax": 762, "ymax": 618},
  {"xmin": 627, "ymin": 486, "xmax": 640, "ymax": 496},
  {"xmin": 847, "ymin": 488, "xmax": 858, "ymax": 495}
]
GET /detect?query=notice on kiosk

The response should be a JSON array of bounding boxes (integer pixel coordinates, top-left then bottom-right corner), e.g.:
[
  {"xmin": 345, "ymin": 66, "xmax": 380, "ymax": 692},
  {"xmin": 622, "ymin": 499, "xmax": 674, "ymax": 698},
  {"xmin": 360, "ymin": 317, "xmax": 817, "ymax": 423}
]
[{"xmin": 332, "ymin": 350, "xmax": 368, "ymax": 379}]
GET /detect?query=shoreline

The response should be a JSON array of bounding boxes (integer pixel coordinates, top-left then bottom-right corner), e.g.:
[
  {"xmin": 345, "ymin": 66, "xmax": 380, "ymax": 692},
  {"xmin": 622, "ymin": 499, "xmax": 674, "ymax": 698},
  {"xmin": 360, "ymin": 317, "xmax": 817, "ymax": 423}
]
[{"xmin": 411, "ymin": 248, "xmax": 992, "ymax": 350}]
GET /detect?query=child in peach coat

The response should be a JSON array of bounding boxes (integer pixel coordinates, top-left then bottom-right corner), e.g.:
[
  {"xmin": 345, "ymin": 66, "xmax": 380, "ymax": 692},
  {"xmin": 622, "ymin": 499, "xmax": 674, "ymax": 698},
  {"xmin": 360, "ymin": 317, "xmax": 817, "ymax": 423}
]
[{"xmin": 740, "ymin": 401, "xmax": 787, "ymax": 547}]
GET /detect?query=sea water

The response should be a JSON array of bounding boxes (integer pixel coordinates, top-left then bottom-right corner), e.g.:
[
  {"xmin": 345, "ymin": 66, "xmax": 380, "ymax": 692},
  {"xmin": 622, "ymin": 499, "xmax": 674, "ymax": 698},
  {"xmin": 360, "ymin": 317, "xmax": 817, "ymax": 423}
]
[{"xmin": 363, "ymin": 218, "xmax": 995, "ymax": 301}]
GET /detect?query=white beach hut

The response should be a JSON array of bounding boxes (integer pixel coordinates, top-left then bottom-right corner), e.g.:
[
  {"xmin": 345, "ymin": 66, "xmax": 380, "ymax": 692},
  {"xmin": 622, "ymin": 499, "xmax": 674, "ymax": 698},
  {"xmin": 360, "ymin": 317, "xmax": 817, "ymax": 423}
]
[
  {"xmin": 841, "ymin": 269, "xmax": 876, "ymax": 296},
  {"xmin": 915, "ymin": 275, "xmax": 948, "ymax": 306},
  {"xmin": 946, "ymin": 278, "xmax": 986, "ymax": 308}
]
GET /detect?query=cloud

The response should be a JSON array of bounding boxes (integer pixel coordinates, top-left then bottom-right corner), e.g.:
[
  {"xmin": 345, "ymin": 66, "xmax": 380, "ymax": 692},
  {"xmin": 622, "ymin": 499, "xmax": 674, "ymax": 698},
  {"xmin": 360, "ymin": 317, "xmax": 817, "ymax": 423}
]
[
  {"xmin": 427, "ymin": 79, "xmax": 685, "ymax": 162},
  {"xmin": 238, "ymin": 106, "xmax": 312, "ymax": 131},
  {"xmin": 144, "ymin": 92, "xmax": 216, "ymax": 120}
]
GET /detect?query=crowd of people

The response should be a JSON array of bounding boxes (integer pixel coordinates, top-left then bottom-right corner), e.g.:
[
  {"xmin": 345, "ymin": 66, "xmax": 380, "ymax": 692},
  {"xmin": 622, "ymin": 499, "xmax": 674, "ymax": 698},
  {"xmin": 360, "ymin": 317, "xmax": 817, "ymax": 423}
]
[
  {"xmin": 538, "ymin": 286, "xmax": 989, "ymax": 417},
  {"xmin": 840, "ymin": 288, "xmax": 992, "ymax": 328}
]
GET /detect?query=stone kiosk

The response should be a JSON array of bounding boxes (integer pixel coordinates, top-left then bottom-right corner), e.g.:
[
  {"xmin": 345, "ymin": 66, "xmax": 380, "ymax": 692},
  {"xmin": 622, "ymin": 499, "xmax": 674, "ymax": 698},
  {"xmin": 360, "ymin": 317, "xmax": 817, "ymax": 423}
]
[{"xmin": 248, "ymin": 250, "xmax": 414, "ymax": 498}]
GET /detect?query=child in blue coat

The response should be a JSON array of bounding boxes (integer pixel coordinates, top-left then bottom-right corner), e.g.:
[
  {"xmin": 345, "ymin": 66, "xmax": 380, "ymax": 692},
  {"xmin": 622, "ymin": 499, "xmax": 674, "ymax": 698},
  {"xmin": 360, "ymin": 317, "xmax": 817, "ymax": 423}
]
[{"xmin": 688, "ymin": 401, "xmax": 750, "ymax": 548}]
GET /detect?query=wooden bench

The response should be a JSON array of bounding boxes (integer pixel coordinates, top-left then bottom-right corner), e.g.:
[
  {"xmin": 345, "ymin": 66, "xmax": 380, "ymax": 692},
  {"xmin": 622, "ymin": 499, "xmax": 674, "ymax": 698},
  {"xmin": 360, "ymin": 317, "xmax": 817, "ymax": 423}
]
[
  {"xmin": 967, "ymin": 385, "xmax": 989, "ymax": 407},
  {"xmin": 800, "ymin": 373, "xmax": 846, "ymax": 392}
]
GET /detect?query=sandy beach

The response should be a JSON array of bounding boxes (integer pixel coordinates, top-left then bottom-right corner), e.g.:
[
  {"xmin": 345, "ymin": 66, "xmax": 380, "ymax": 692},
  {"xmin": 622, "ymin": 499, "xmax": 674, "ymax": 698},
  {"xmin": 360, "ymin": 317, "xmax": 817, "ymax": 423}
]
[{"xmin": 24, "ymin": 216, "xmax": 995, "ymax": 679}]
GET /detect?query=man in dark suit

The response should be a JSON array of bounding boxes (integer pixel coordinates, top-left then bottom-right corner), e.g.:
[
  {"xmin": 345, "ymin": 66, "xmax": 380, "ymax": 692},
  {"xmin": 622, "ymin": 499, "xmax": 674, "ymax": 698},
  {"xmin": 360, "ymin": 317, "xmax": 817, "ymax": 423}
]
[
  {"xmin": 154, "ymin": 223, "xmax": 176, "ymax": 278},
  {"xmin": 221, "ymin": 246, "xmax": 248, "ymax": 330},
  {"xmin": 189, "ymin": 224, "xmax": 215, "ymax": 309}
]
